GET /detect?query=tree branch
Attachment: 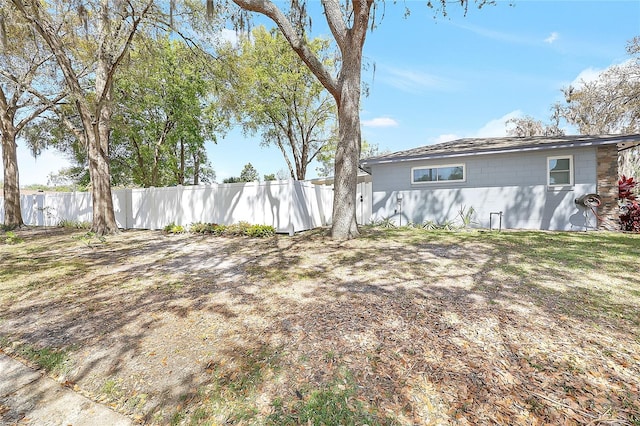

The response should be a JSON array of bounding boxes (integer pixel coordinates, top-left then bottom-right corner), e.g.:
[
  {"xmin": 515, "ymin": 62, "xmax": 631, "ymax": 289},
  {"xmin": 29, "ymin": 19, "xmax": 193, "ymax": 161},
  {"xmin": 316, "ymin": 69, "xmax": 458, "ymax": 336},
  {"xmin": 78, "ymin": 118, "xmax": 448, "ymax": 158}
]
[
  {"xmin": 320, "ymin": 0, "xmax": 346, "ymax": 49},
  {"xmin": 95, "ymin": 0, "xmax": 154, "ymax": 112},
  {"xmin": 232, "ymin": 0, "xmax": 340, "ymax": 101},
  {"xmin": 16, "ymin": 93, "xmax": 67, "ymax": 133}
]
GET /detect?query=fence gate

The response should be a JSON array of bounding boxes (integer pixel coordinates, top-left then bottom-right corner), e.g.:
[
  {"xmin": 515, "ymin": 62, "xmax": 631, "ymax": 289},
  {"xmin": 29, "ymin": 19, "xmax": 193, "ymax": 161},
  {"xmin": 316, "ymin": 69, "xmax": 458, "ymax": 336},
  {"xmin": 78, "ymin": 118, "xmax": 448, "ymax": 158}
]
[{"xmin": 356, "ymin": 181, "xmax": 372, "ymax": 225}]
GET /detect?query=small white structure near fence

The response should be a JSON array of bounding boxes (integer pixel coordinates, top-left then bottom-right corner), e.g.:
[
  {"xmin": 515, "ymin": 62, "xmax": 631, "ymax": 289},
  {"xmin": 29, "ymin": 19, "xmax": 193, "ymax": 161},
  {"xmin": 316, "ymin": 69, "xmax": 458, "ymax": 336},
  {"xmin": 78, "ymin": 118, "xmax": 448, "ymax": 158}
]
[{"xmin": 1, "ymin": 180, "xmax": 341, "ymax": 234}]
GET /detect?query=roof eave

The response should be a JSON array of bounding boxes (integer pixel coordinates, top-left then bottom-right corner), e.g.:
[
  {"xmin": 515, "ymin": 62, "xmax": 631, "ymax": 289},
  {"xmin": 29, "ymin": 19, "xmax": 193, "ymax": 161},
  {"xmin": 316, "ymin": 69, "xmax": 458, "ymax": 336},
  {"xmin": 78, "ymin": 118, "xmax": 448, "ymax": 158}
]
[{"xmin": 360, "ymin": 136, "xmax": 640, "ymax": 167}]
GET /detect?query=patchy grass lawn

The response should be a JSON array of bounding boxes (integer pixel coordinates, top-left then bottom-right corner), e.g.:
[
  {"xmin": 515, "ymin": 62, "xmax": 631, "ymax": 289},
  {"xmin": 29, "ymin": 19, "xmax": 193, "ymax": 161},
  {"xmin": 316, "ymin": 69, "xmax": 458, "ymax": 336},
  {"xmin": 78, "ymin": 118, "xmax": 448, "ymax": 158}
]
[{"xmin": 0, "ymin": 226, "xmax": 639, "ymax": 425}]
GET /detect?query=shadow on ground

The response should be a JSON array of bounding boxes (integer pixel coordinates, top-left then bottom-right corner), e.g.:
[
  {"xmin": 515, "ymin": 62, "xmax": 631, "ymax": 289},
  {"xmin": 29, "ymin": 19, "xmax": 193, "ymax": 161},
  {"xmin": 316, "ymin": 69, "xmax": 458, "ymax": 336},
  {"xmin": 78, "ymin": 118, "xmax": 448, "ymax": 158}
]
[{"xmin": 0, "ymin": 227, "xmax": 638, "ymax": 424}]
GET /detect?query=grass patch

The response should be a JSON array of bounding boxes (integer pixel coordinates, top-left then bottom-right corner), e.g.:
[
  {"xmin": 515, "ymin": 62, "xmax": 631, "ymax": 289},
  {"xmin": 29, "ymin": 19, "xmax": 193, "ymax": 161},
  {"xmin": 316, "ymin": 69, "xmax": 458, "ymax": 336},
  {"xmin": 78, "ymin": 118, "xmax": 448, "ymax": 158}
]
[
  {"xmin": 101, "ymin": 378, "xmax": 124, "ymax": 398},
  {"xmin": 17, "ymin": 344, "xmax": 71, "ymax": 375},
  {"xmin": 172, "ymin": 344, "xmax": 284, "ymax": 424},
  {"xmin": 58, "ymin": 219, "xmax": 91, "ymax": 229},
  {"xmin": 211, "ymin": 345, "xmax": 282, "ymax": 399},
  {"xmin": 73, "ymin": 231, "xmax": 107, "ymax": 248},
  {"xmin": 267, "ymin": 370, "xmax": 397, "ymax": 426},
  {"xmin": 2, "ymin": 231, "xmax": 24, "ymax": 245}
]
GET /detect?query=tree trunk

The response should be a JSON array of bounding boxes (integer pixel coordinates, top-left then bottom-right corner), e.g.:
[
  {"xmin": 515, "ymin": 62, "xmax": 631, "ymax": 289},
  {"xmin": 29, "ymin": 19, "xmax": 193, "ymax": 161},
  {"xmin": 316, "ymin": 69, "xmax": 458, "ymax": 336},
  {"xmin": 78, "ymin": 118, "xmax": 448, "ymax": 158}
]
[
  {"xmin": 1, "ymin": 129, "xmax": 24, "ymax": 229},
  {"xmin": 331, "ymin": 49, "xmax": 361, "ymax": 239},
  {"xmin": 87, "ymin": 125, "xmax": 118, "ymax": 235},
  {"xmin": 178, "ymin": 138, "xmax": 185, "ymax": 185},
  {"xmin": 92, "ymin": 21, "xmax": 119, "ymax": 235},
  {"xmin": 192, "ymin": 151, "xmax": 200, "ymax": 185},
  {"xmin": 10, "ymin": 0, "xmax": 150, "ymax": 235},
  {"xmin": 229, "ymin": 0, "xmax": 369, "ymax": 239}
]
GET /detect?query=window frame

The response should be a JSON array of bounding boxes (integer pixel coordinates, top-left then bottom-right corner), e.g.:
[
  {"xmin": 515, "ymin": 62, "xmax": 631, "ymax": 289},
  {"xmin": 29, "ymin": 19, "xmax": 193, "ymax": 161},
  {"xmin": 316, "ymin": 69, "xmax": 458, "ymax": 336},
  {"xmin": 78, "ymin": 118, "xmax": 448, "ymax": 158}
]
[
  {"xmin": 547, "ymin": 155, "xmax": 574, "ymax": 187},
  {"xmin": 411, "ymin": 163, "xmax": 466, "ymax": 185}
]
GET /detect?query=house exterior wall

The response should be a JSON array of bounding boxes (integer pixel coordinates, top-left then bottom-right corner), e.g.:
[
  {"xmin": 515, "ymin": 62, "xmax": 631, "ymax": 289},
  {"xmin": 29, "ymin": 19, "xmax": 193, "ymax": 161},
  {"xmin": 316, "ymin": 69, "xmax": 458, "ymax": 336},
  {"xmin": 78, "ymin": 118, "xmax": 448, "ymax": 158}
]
[{"xmin": 369, "ymin": 148, "xmax": 601, "ymax": 231}]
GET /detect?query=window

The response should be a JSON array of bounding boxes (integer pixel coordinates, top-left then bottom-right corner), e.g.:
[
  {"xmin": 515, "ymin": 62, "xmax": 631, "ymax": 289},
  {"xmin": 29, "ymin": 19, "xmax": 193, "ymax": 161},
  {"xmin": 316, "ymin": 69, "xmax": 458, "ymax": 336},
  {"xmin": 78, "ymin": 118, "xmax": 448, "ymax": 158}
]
[
  {"xmin": 412, "ymin": 164, "xmax": 465, "ymax": 184},
  {"xmin": 547, "ymin": 155, "xmax": 573, "ymax": 186}
]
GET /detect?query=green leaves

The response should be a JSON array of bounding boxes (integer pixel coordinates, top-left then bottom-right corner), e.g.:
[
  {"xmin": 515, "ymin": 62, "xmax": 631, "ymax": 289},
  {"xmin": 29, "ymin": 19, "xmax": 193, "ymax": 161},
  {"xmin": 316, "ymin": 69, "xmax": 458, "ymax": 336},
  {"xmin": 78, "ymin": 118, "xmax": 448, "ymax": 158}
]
[
  {"xmin": 226, "ymin": 26, "xmax": 337, "ymax": 180},
  {"xmin": 111, "ymin": 36, "xmax": 226, "ymax": 187}
]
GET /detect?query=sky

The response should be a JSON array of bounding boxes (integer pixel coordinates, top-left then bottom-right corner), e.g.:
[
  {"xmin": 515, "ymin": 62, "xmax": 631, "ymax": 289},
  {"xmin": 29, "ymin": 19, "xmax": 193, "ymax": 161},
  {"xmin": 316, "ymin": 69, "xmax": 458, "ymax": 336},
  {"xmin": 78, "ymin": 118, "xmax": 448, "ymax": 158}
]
[{"xmin": 4, "ymin": 0, "xmax": 640, "ymax": 186}]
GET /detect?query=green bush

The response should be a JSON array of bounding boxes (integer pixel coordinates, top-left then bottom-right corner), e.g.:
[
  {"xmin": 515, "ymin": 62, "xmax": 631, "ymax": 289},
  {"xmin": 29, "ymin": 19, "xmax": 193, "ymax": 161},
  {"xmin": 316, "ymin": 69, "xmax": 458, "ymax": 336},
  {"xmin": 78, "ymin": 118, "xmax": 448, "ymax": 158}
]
[
  {"xmin": 189, "ymin": 222, "xmax": 209, "ymax": 233},
  {"xmin": 189, "ymin": 222, "xmax": 226, "ymax": 235},
  {"xmin": 421, "ymin": 219, "xmax": 458, "ymax": 231},
  {"xmin": 245, "ymin": 224, "xmax": 276, "ymax": 238},
  {"xmin": 58, "ymin": 219, "xmax": 91, "ymax": 229},
  {"xmin": 223, "ymin": 221, "xmax": 252, "ymax": 236},
  {"xmin": 188, "ymin": 221, "xmax": 275, "ymax": 238},
  {"xmin": 163, "ymin": 222, "xmax": 186, "ymax": 234}
]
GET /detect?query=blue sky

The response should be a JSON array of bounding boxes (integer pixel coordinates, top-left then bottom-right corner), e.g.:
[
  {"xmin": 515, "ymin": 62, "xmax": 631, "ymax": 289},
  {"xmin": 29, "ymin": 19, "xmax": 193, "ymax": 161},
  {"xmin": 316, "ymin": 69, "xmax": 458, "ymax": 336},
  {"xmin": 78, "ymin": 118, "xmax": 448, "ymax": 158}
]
[{"xmin": 6, "ymin": 0, "xmax": 640, "ymax": 185}]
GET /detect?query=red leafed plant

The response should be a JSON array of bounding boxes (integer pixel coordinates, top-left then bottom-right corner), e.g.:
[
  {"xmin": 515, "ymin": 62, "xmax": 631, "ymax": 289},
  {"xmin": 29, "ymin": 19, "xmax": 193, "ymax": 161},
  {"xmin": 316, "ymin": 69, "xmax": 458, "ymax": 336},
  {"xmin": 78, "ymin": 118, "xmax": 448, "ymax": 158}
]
[
  {"xmin": 619, "ymin": 175, "xmax": 637, "ymax": 201},
  {"xmin": 619, "ymin": 175, "xmax": 640, "ymax": 232}
]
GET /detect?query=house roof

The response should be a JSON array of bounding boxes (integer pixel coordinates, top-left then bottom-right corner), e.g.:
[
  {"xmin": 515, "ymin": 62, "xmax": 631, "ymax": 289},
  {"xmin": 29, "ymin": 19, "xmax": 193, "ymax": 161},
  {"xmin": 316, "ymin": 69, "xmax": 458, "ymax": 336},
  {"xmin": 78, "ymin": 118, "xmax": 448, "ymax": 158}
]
[
  {"xmin": 310, "ymin": 172, "xmax": 371, "ymax": 186},
  {"xmin": 360, "ymin": 134, "xmax": 640, "ymax": 170}
]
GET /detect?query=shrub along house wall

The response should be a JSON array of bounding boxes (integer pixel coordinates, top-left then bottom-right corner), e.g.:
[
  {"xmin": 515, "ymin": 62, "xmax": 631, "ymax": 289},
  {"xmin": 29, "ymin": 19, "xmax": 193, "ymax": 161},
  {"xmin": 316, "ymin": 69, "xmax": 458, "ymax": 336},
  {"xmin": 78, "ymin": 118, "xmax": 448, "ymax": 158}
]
[{"xmin": 1, "ymin": 180, "xmax": 334, "ymax": 235}]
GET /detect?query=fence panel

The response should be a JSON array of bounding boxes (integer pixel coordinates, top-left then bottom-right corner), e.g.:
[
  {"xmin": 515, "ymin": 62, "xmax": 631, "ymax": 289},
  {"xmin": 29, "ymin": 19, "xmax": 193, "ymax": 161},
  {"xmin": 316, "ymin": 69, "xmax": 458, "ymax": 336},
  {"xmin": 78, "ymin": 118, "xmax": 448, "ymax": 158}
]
[{"xmin": 1, "ymin": 180, "xmax": 336, "ymax": 234}]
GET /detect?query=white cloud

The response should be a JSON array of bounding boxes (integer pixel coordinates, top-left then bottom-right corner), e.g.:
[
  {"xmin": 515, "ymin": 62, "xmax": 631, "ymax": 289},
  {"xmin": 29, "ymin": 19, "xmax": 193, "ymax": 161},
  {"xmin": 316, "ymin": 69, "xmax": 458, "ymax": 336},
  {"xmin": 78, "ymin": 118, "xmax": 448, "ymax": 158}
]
[
  {"xmin": 544, "ymin": 32, "xmax": 559, "ymax": 44},
  {"xmin": 209, "ymin": 28, "xmax": 241, "ymax": 47},
  {"xmin": 431, "ymin": 110, "xmax": 523, "ymax": 144},
  {"xmin": 431, "ymin": 134, "xmax": 459, "ymax": 144},
  {"xmin": 474, "ymin": 110, "xmax": 523, "ymax": 138},
  {"xmin": 570, "ymin": 66, "xmax": 604, "ymax": 86},
  {"xmin": 569, "ymin": 59, "xmax": 635, "ymax": 88},
  {"xmin": 381, "ymin": 66, "xmax": 458, "ymax": 93},
  {"xmin": 362, "ymin": 117, "xmax": 399, "ymax": 128},
  {"xmin": 220, "ymin": 28, "xmax": 239, "ymax": 44}
]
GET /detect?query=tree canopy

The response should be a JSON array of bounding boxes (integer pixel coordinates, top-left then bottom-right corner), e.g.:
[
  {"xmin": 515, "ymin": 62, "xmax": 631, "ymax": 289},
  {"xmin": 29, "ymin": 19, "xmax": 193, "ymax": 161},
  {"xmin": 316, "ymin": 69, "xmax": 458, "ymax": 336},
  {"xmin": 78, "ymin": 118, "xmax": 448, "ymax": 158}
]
[
  {"xmin": 229, "ymin": 26, "xmax": 336, "ymax": 180},
  {"xmin": 506, "ymin": 111, "xmax": 564, "ymax": 137},
  {"xmin": 223, "ymin": 162, "xmax": 260, "ymax": 183},
  {"xmin": 559, "ymin": 37, "xmax": 640, "ymax": 135},
  {"xmin": 316, "ymin": 138, "xmax": 385, "ymax": 178},
  {"xmin": 110, "ymin": 36, "xmax": 226, "ymax": 187}
]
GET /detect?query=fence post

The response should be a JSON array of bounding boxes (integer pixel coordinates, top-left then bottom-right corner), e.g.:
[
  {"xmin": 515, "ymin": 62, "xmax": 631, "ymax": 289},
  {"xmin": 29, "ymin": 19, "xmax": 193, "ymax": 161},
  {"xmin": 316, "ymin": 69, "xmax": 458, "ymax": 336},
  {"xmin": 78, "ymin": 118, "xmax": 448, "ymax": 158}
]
[
  {"xmin": 35, "ymin": 193, "xmax": 45, "ymax": 226},
  {"xmin": 125, "ymin": 188, "xmax": 132, "ymax": 229},
  {"xmin": 288, "ymin": 179, "xmax": 295, "ymax": 236}
]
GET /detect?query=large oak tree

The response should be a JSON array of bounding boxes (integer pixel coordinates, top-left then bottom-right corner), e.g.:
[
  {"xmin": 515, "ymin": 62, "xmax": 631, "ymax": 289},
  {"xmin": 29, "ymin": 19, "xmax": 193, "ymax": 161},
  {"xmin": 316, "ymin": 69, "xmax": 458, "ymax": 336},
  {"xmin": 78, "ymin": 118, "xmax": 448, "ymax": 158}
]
[
  {"xmin": 560, "ymin": 38, "xmax": 640, "ymax": 136},
  {"xmin": 0, "ymin": 1, "xmax": 64, "ymax": 228},
  {"xmin": 11, "ymin": 0, "xmax": 154, "ymax": 234},
  {"xmin": 222, "ymin": 0, "xmax": 491, "ymax": 239},
  {"xmin": 559, "ymin": 37, "xmax": 640, "ymax": 177}
]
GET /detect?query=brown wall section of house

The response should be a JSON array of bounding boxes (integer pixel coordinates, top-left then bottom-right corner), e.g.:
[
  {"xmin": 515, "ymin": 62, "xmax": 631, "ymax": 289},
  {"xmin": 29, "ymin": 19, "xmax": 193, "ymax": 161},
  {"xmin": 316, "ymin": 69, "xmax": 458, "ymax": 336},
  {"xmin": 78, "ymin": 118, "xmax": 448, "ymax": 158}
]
[{"xmin": 596, "ymin": 145, "xmax": 619, "ymax": 230}]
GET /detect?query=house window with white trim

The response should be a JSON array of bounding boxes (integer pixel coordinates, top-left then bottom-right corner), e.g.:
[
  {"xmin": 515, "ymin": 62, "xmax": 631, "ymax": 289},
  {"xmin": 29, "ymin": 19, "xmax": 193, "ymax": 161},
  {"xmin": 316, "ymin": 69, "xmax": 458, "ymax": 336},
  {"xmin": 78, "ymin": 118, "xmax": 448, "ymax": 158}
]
[
  {"xmin": 547, "ymin": 155, "xmax": 573, "ymax": 186},
  {"xmin": 412, "ymin": 164, "xmax": 465, "ymax": 184}
]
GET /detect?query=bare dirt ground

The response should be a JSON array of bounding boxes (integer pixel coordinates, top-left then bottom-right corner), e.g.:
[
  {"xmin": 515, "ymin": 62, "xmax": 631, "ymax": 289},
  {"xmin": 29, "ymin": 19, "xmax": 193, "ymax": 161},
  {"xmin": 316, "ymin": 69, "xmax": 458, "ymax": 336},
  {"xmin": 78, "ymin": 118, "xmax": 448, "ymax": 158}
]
[{"xmin": 1, "ymin": 227, "xmax": 639, "ymax": 425}]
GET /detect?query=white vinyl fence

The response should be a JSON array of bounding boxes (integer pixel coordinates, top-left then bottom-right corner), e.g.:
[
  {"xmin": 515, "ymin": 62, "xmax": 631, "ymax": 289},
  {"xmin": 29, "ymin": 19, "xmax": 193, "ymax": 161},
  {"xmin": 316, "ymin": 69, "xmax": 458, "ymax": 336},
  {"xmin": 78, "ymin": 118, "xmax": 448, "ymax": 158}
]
[{"xmin": 1, "ymin": 180, "xmax": 337, "ymax": 234}]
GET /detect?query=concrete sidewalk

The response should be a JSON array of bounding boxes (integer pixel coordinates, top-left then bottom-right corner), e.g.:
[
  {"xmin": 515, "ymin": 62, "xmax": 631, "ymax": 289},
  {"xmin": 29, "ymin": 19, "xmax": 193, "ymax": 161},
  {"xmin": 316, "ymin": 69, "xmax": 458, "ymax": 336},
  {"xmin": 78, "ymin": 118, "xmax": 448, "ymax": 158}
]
[{"xmin": 0, "ymin": 354, "xmax": 132, "ymax": 426}]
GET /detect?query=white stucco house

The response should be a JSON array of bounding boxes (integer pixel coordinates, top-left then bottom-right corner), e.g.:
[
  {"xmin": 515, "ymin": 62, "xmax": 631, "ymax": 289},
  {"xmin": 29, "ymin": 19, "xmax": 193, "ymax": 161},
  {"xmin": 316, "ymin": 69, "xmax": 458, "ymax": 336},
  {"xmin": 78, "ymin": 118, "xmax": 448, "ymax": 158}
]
[{"xmin": 360, "ymin": 134, "xmax": 640, "ymax": 231}]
